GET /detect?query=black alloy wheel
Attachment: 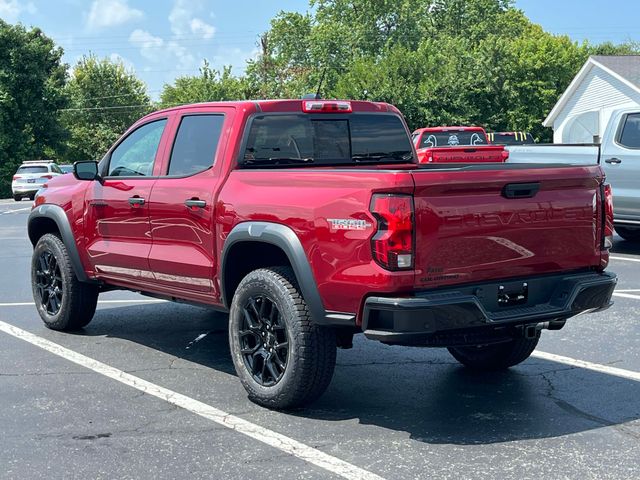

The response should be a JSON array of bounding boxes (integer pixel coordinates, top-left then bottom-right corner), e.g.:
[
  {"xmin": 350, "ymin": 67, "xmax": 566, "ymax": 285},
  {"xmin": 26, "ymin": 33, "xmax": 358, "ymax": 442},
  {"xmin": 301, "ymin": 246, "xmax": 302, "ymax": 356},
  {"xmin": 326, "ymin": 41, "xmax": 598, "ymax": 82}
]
[
  {"xmin": 239, "ymin": 295, "xmax": 289, "ymax": 386},
  {"xmin": 34, "ymin": 250, "xmax": 63, "ymax": 316}
]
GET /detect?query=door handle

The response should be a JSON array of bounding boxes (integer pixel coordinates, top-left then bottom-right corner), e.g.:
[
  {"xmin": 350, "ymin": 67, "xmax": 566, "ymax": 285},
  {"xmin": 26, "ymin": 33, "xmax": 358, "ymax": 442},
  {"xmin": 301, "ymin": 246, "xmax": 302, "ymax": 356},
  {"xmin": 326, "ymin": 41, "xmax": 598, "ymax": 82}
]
[
  {"xmin": 185, "ymin": 198, "xmax": 206, "ymax": 209},
  {"xmin": 605, "ymin": 157, "xmax": 622, "ymax": 164},
  {"xmin": 128, "ymin": 196, "xmax": 145, "ymax": 206}
]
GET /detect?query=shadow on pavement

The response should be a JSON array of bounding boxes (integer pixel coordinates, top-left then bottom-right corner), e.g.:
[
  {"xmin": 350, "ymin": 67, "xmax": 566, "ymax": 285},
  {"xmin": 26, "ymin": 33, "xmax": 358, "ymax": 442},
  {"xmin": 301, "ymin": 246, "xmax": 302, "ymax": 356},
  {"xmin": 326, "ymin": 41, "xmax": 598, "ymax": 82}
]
[
  {"xmin": 611, "ymin": 234, "xmax": 640, "ymax": 255},
  {"xmin": 79, "ymin": 302, "xmax": 640, "ymax": 446}
]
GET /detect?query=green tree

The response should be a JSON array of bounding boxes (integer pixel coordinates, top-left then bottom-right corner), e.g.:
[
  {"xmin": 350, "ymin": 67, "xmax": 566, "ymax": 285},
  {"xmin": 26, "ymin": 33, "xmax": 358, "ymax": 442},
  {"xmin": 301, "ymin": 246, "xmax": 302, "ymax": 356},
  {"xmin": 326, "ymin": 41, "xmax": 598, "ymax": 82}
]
[
  {"xmin": 61, "ymin": 55, "xmax": 151, "ymax": 162},
  {"xmin": 160, "ymin": 63, "xmax": 253, "ymax": 105},
  {"xmin": 247, "ymin": 0, "xmax": 610, "ymax": 141},
  {"xmin": 0, "ymin": 20, "xmax": 67, "ymax": 197}
]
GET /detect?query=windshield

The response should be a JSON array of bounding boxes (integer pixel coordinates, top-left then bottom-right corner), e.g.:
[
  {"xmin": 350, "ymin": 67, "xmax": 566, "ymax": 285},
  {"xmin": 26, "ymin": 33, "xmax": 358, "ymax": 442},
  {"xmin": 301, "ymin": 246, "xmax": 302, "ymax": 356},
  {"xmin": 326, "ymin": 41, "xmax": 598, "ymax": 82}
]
[
  {"xmin": 418, "ymin": 130, "xmax": 488, "ymax": 148},
  {"xmin": 242, "ymin": 113, "xmax": 414, "ymax": 166}
]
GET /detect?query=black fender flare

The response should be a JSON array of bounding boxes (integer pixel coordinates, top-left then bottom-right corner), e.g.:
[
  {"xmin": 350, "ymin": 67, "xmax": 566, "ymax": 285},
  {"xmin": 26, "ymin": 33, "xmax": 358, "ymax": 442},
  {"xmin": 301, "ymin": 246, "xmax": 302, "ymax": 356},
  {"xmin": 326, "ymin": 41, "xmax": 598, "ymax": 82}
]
[
  {"xmin": 221, "ymin": 222, "xmax": 354, "ymax": 327},
  {"xmin": 28, "ymin": 204, "xmax": 92, "ymax": 283}
]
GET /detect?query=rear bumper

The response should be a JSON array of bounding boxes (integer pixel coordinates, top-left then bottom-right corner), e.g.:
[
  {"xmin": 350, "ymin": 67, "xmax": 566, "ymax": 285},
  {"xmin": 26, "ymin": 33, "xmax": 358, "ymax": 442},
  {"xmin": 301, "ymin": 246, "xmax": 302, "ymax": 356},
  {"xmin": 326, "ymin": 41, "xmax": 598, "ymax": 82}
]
[
  {"xmin": 12, "ymin": 185, "xmax": 40, "ymax": 194},
  {"xmin": 362, "ymin": 271, "xmax": 616, "ymax": 345}
]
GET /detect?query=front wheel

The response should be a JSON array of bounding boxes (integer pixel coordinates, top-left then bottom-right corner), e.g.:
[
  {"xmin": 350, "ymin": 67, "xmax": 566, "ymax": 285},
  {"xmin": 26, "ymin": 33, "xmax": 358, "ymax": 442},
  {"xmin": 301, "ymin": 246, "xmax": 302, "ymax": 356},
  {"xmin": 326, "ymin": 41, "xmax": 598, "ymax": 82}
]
[
  {"xmin": 229, "ymin": 267, "xmax": 336, "ymax": 409},
  {"xmin": 447, "ymin": 332, "xmax": 540, "ymax": 370},
  {"xmin": 31, "ymin": 233, "xmax": 99, "ymax": 331}
]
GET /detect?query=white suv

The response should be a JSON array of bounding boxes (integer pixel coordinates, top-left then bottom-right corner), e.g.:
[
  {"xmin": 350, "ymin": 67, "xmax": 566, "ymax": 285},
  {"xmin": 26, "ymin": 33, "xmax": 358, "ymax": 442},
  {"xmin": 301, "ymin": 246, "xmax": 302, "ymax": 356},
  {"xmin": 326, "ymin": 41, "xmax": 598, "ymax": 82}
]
[{"xmin": 11, "ymin": 161, "xmax": 63, "ymax": 201}]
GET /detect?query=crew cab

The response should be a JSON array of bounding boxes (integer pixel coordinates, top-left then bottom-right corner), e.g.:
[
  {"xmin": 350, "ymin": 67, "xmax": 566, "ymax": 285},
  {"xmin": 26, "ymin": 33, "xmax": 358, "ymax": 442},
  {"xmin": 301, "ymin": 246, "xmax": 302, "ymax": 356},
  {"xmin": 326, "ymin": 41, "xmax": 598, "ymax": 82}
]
[
  {"xmin": 28, "ymin": 99, "xmax": 616, "ymax": 409},
  {"xmin": 412, "ymin": 126, "xmax": 509, "ymax": 163}
]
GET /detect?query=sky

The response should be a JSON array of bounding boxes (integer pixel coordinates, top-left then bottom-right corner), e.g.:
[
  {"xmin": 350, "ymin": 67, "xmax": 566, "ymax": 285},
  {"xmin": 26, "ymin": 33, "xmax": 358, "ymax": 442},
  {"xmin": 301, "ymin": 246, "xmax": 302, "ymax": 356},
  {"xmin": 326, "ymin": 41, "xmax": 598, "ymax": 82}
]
[{"xmin": 1, "ymin": 0, "xmax": 640, "ymax": 100}]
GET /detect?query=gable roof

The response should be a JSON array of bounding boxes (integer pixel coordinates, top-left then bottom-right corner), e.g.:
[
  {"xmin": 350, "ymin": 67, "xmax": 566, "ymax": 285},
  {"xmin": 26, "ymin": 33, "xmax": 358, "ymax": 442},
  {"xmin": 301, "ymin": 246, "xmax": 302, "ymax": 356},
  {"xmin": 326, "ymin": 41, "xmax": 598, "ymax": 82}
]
[{"xmin": 543, "ymin": 55, "xmax": 640, "ymax": 127}]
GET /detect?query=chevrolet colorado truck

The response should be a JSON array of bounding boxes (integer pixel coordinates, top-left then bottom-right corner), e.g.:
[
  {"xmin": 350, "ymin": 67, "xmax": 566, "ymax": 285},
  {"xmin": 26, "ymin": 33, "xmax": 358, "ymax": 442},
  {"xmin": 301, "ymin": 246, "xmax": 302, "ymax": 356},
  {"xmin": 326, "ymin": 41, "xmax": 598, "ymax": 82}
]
[
  {"xmin": 28, "ymin": 99, "xmax": 616, "ymax": 409},
  {"xmin": 412, "ymin": 126, "xmax": 509, "ymax": 163}
]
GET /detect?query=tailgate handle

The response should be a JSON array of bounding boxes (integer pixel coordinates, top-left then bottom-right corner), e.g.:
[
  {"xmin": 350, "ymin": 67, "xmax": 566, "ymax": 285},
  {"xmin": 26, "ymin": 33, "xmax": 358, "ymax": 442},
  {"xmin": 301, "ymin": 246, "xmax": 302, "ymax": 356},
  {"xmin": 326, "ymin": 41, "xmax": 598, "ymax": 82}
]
[{"xmin": 502, "ymin": 182, "xmax": 540, "ymax": 199}]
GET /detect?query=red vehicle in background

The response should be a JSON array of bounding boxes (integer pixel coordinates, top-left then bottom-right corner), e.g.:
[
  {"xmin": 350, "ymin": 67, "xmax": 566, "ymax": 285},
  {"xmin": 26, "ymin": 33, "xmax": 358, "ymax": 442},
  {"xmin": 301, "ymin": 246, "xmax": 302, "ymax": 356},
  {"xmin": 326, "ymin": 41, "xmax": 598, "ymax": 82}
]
[{"xmin": 412, "ymin": 126, "xmax": 509, "ymax": 163}]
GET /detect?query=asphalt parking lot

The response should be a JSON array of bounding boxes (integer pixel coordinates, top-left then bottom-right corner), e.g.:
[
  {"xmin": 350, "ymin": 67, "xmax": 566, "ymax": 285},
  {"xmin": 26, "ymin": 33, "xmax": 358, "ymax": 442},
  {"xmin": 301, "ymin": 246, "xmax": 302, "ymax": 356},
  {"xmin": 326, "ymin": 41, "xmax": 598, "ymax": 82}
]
[{"xmin": 1, "ymin": 198, "xmax": 639, "ymax": 480}]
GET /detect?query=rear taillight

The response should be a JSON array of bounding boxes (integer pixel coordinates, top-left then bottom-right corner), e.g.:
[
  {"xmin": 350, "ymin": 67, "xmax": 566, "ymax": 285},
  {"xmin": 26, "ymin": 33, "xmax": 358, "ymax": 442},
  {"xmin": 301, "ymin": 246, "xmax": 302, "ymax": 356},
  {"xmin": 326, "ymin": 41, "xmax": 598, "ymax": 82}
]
[
  {"xmin": 12, "ymin": 175, "xmax": 20, "ymax": 180},
  {"xmin": 302, "ymin": 100, "xmax": 352, "ymax": 113},
  {"xmin": 603, "ymin": 183, "xmax": 614, "ymax": 250},
  {"xmin": 42, "ymin": 175, "xmax": 53, "ymax": 179},
  {"xmin": 501, "ymin": 150, "xmax": 509, "ymax": 162},
  {"xmin": 370, "ymin": 194, "xmax": 414, "ymax": 270}
]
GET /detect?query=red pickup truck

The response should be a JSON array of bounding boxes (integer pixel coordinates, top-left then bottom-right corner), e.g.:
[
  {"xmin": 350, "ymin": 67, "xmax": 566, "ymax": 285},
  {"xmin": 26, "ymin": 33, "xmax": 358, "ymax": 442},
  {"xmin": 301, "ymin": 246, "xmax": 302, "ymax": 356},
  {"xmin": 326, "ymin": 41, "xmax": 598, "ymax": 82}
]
[
  {"xmin": 412, "ymin": 126, "xmax": 509, "ymax": 163},
  {"xmin": 28, "ymin": 99, "xmax": 616, "ymax": 409}
]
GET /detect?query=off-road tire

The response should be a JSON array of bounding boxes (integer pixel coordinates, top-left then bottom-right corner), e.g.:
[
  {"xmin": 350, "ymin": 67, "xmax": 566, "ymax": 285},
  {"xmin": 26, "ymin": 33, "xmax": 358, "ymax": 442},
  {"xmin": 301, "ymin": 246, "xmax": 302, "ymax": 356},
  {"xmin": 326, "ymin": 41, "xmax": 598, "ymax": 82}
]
[
  {"xmin": 31, "ymin": 233, "xmax": 99, "ymax": 331},
  {"xmin": 447, "ymin": 332, "xmax": 540, "ymax": 370},
  {"xmin": 229, "ymin": 267, "xmax": 336, "ymax": 409},
  {"xmin": 616, "ymin": 226, "xmax": 640, "ymax": 241}
]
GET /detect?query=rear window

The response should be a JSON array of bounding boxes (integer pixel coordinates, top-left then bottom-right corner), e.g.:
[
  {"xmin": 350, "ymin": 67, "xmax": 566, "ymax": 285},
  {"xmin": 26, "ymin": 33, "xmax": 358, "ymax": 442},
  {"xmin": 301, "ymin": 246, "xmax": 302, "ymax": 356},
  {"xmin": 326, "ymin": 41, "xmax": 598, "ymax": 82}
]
[
  {"xmin": 241, "ymin": 114, "xmax": 414, "ymax": 166},
  {"xmin": 488, "ymin": 132, "xmax": 534, "ymax": 145},
  {"xmin": 17, "ymin": 166, "xmax": 48, "ymax": 174},
  {"xmin": 419, "ymin": 131, "xmax": 487, "ymax": 148}
]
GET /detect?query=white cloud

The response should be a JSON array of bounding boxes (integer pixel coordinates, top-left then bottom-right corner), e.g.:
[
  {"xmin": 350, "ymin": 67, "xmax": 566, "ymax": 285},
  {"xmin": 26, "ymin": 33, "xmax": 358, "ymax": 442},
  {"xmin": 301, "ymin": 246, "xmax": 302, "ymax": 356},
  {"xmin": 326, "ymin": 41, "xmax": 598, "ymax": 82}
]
[
  {"xmin": 129, "ymin": 29, "xmax": 164, "ymax": 61},
  {"xmin": 190, "ymin": 18, "xmax": 215, "ymax": 39},
  {"xmin": 86, "ymin": 0, "xmax": 143, "ymax": 30},
  {"xmin": 129, "ymin": 29, "xmax": 196, "ymax": 71},
  {"xmin": 169, "ymin": 0, "xmax": 215, "ymax": 39},
  {"xmin": 0, "ymin": 0, "xmax": 36, "ymax": 22}
]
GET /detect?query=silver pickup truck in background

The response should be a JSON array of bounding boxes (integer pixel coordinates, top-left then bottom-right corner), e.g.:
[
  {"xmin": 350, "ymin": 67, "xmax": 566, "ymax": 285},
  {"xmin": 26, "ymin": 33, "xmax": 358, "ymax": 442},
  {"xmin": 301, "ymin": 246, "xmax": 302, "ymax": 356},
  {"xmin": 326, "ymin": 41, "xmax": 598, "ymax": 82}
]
[{"xmin": 507, "ymin": 107, "xmax": 640, "ymax": 241}]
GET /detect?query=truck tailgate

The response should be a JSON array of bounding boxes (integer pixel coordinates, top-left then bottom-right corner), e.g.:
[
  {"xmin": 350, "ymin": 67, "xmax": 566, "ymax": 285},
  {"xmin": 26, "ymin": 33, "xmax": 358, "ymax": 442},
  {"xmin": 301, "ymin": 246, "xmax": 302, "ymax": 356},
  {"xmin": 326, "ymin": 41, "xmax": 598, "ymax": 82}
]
[
  {"xmin": 420, "ymin": 145, "xmax": 507, "ymax": 163},
  {"xmin": 411, "ymin": 165, "xmax": 603, "ymax": 288}
]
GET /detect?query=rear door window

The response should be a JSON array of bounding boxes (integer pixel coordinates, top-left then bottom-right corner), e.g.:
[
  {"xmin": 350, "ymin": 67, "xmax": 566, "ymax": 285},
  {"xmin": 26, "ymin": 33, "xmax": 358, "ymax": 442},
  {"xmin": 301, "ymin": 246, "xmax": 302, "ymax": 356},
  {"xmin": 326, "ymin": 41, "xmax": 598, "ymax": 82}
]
[
  {"xmin": 167, "ymin": 115, "xmax": 225, "ymax": 176},
  {"xmin": 618, "ymin": 113, "xmax": 640, "ymax": 149}
]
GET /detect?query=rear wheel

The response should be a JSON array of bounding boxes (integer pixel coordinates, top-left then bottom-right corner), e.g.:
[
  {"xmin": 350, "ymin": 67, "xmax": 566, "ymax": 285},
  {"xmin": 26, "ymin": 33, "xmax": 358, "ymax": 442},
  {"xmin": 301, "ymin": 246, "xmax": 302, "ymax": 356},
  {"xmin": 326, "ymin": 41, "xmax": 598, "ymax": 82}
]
[
  {"xmin": 31, "ymin": 233, "xmax": 99, "ymax": 331},
  {"xmin": 447, "ymin": 332, "xmax": 540, "ymax": 370},
  {"xmin": 13, "ymin": 195, "xmax": 21, "ymax": 201},
  {"xmin": 616, "ymin": 226, "xmax": 640, "ymax": 241},
  {"xmin": 229, "ymin": 267, "xmax": 336, "ymax": 409},
  {"xmin": 29, "ymin": 193, "xmax": 36, "ymax": 201}
]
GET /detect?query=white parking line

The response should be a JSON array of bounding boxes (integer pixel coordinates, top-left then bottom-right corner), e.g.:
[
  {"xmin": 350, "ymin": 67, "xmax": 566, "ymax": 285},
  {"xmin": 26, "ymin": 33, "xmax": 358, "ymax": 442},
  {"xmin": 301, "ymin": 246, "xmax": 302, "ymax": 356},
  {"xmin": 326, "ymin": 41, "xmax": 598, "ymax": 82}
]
[
  {"xmin": 612, "ymin": 292, "xmax": 640, "ymax": 301},
  {"xmin": 610, "ymin": 255, "xmax": 640, "ymax": 263},
  {"xmin": 0, "ymin": 299, "xmax": 167, "ymax": 307},
  {"xmin": 531, "ymin": 351, "xmax": 640, "ymax": 382},
  {"xmin": 0, "ymin": 207, "xmax": 32, "ymax": 215},
  {"xmin": 0, "ymin": 320, "xmax": 384, "ymax": 480}
]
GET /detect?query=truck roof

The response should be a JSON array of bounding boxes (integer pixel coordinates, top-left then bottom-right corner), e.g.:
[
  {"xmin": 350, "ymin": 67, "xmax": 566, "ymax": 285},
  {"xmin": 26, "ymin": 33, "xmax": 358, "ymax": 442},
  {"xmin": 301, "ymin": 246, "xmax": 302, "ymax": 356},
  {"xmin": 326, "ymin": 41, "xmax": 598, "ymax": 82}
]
[{"xmin": 141, "ymin": 99, "xmax": 401, "ymax": 120}]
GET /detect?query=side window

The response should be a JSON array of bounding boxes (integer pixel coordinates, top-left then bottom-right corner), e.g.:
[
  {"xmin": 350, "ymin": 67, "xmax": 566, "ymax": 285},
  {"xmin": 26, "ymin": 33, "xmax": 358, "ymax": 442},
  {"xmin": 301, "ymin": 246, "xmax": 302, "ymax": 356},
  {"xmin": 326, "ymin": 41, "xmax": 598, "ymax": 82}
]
[
  {"xmin": 108, "ymin": 119, "xmax": 167, "ymax": 177},
  {"xmin": 618, "ymin": 113, "xmax": 640, "ymax": 149},
  {"xmin": 167, "ymin": 115, "xmax": 224, "ymax": 176}
]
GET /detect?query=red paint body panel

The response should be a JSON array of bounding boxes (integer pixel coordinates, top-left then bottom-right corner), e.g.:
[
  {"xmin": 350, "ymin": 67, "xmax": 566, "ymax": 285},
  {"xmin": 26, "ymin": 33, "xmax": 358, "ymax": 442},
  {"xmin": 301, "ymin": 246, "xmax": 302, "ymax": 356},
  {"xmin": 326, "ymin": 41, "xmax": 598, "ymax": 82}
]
[
  {"xmin": 34, "ymin": 99, "xmax": 611, "ymax": 327},
  {"xmin": 411, "ymin": 166, "xmax": 605, "ymax": 289}
]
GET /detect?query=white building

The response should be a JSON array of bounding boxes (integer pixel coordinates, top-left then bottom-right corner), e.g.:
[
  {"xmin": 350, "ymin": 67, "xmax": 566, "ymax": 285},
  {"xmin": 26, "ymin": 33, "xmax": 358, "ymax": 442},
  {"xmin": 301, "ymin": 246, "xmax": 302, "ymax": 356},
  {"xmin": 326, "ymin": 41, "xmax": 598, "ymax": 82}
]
[{"xmin": 543, "ymin": 55, "xmax": 640, "ymax": 143}]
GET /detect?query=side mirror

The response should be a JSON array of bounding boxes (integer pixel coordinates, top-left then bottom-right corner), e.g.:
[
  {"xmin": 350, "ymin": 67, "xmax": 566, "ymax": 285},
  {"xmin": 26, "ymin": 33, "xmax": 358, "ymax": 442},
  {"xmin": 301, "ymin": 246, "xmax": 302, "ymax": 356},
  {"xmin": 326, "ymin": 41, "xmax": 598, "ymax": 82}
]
[{"xmin": 73, "ymin": 161, "xmax": 101, "ymax": 182}]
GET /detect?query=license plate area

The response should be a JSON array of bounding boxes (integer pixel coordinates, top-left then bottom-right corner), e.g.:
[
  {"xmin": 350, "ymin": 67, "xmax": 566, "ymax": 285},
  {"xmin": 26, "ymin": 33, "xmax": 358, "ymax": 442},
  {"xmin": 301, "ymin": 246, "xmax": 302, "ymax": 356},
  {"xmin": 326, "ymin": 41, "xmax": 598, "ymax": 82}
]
[
  {"xmin": 27, "ymin": 178, "xmax": 35, "ymax": 183},
  {"xmin": 497, "ymin": 282, "xmax": 528, "ymax": 307}
]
